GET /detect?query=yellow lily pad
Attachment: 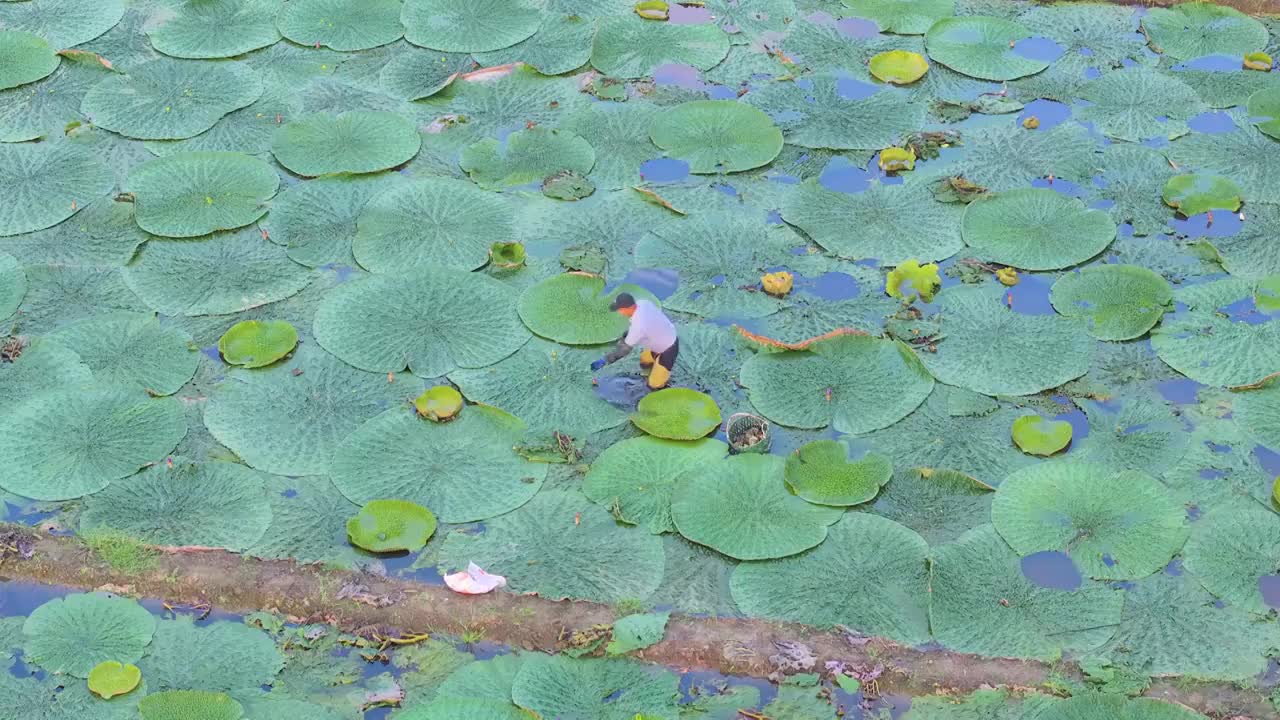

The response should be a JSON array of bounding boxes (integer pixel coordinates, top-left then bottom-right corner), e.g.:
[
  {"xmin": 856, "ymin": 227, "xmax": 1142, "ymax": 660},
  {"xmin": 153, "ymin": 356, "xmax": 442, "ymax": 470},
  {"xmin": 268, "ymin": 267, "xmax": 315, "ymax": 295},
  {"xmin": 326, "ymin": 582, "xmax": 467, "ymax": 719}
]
[
  {"xmin": 1011, "ymin": 415, "xmax": 1072, "ymax": 456},
  {"xmin": 886, "ymin": 259, "xmax": 941, "ymax": 303},
  {"xmin": 414, "ymin": 385, "xmax": 463, "ymax": 422},
  {"xmin": 869, "ymin": 50, "xmax": 929, "ymax": 85},
  {"xmin": 762, "ymin": 271, "xmax": 793, "ymax": 297},
  {"xmin": 635, "ymin": 0, "xmax": 669, "ymax": 20},
  {"xmin": 878, "ymin": 147, "xmax": 915, "ymax": 172},
  {"xmin": 1244, "ymin": 51, "xmax": 1273, "ymax": 71}
]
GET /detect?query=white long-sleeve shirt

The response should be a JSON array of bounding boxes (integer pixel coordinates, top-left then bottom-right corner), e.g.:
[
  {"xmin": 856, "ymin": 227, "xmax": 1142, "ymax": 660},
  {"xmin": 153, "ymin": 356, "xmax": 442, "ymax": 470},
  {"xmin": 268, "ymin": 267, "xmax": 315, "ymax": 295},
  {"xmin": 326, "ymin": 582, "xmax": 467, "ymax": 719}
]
[{"xmin": 624, "ymin": 299, "xmax": 677, "ymax": 352}]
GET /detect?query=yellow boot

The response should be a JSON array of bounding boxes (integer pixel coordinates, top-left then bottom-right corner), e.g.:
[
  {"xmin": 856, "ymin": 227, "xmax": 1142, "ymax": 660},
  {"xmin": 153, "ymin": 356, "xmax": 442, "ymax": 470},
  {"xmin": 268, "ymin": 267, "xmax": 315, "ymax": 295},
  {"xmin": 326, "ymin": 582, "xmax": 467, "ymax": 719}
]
[{"xmin": 639, "ymin": 349, "xmax": 655, "ymax": 368}]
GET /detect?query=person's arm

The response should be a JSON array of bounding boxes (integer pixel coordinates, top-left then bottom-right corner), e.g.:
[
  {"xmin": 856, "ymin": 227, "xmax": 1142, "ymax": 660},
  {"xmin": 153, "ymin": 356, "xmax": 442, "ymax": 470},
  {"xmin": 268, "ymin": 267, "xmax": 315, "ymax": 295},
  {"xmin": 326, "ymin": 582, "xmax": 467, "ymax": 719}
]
[{"xmin": 591, "ymin": 339, "xmax": 632, "ymax": 370}]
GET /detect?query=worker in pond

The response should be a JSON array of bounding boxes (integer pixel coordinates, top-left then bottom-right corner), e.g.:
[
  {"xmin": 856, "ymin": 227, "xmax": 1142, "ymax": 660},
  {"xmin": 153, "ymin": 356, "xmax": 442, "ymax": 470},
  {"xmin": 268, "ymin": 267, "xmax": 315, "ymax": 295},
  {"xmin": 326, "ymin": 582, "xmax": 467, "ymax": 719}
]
[{"xmin": 590, "ymin": 293, "xmax": 678, "ymax": 390}]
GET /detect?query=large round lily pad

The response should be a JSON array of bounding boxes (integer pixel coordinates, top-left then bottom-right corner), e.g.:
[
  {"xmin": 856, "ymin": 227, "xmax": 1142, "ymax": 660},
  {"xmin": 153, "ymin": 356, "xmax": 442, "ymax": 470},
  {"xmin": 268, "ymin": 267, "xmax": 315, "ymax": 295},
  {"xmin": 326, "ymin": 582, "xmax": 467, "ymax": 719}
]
[
  {"xmin": 79, "ymin": 460, "xmax": 272, "ymax": 552},
  {"xmin": 843, "ymin": 0, "xmax": 953, "ymax": 35},
  {"xmin": 1077, "ymin": 67, "xmax": 1205, "ymax": 142},
  {"xmin": 1247, "ymin": 86, "xmax": 1280, "ymax": 140},
  {"xmin": 671, "ymin": 454, "xmax": 843, "ymax": 560},
  {"xmin": 0, "ymin": 386, "xmax": 184, "ymax": 501},
  {"xmin": 47, "ymin": 312, "xmax": 198, "ymax": 396},
  {"xmin": 313, "ymin": 268, "xmax": 528, "ymax": 377},
  {"xmin": 259, "ymin": 173, "xmax": 399, "ymax": 268},
  {"xmin": 461, "ymin": 127, "xmax": 595, "ymax": 190},
  {"xmin": 649, "ymin": 100, "xmax": 782, "ymax": 174},
  {"xmin": 137, "ymin": 615, "xmax": 283, "ymax": 694},
  {"xmin": 869, "ymin": 467, "xmax": 995, "ymax": 545},
  {"xmin": 275, "ymin": 0, "xmax": 404, "ymax": 51},
  {"xmin": 962, "ymin": 189, "xmax": 1116, "ymax": 271},
  {"xmin": 379, "ymin": 47, "xmax": 472, "ymax": 101},
  {"xmin": 218, "ymin": 320, "xmax": 297, "ymax": 368},
  {"xmin": 510, "ymin": 655, "xmax": 678, "ymax": 720},
  {"xmin": 0, "ymin": 338, "xmax": 92, "ymax": 415},
  {"xmin": 347, "ymin": 499, "xmax": 436, "ymax": 553},
  {"xmin": 439, "ymin": 490, "xmax": 664, "ymax": 603},
  {"xmin": 1183, "ymin": 500, "xmax": 1280, "ymax": 615},
  {"xmin": 272, "ymin": 111, "xmax": 421, "ymax": 177},
  {"xmin": 147, "ymin": 0, "xmax": 280, "ymax": 59},
  {"xmin": 744, "ymin": 75, "xmax": 926, "ymax": 151},
  {"xmin": 245, "ymin": 475, "xmax": 363, "ymax": 568},
  {"xmin": 1152, "ymin": 309, "xmax": 1280, "ymax": 388},
  {"xmin": 731, "ymin": 513, "xmax": 930, "ymax": 644},
  {"xmin": 591, "ymin": 15, "xmax": 729, "ymax": 79},
  {"xmin": 922, "ymin": 284, "xmax": 1091, "ymax": 396},
  {"xmin": 472, "ymin": 13, "xmax": 595, "ymax": 76},
  {"xmin": 1161, "ymin": 174, "xmax": 1243, "ymax": 217},
  {"xmin": 925, "ymin": 16, "xmax": 1050, "ymax": 81},
  {"xmin": 0, "ymin": 30, "xmax": 58, "ymax": 91},
  {"xmin": 122, "ymin": 228, "xmax": 311, "ymax": 315},
  {"xmin": 940, "ymin": 121, "xmax": 1098, "ymax": 193},
  {"xmin": 929, "ymin": 525, "xmax": 1124, "ymax": 660},
  {"xmin": 992, "ymin": 462, "xmax": 1187, "ymax": 580},
  {"xmin": 402, "ymin": 0, "xmax": 541, "ymax": 53},
  {"xmin": 1164, "ymin": 123, "xmax": 1280, "ymax": 204},
  {"xmin": 0, "ymin": 139, "xmax": 112, "ymax": 237},
  {"xmin": 124, "ymin": 152, "xmax": 279, "ymax": 238},
  {"xmin": 784, "ymin": 441, "xmax": 892, "ymax": 506},
  {"xmin": 517, "ymin": 273, "xmax": 647, "ymax": 345},
  {"xmin": 632, "ymin": 388, "xmax": 722, "ymax": 441},
  {"xmin": 353, "ymin": 177, "xmax": 515, "ymax": 272},
  {"xmin": 583, "ymin": 436, "xmax": 728, "ymax": 534},
  {"xmin": 1050, "ymin": 265, "xmax": 1173, "ymax": 341},
  {"xmin": 1142, "ymin": 2, "xmax": 1268, "ymax": 61},
  {"xmin": 22, "ymin": 593, "xmax": 156, "ymax": 678},
  {"xmin": 1237, "ymin": 382, "xmax": 1280, "ymax": 450},
  {"xmin": 331, "ymin": 404, "xmax": 545, "ymax": 522},
  {"xmin": 0, "ymin": 0, "xmax": 124, "ymax": 49},
  {"xmin": 139, "ymin": 691, "xmax": 243, "ymax": 720},
  {"xmin": 0, "ymin": 253, "xmax": 24, "ymax": 319},
  {"xmin": 740, "ymin": 334, "xmax": 935, "ymax": 434},
  {"xmin": 81, "ymin": 58, "xmax": 263, "ymax": 140}
]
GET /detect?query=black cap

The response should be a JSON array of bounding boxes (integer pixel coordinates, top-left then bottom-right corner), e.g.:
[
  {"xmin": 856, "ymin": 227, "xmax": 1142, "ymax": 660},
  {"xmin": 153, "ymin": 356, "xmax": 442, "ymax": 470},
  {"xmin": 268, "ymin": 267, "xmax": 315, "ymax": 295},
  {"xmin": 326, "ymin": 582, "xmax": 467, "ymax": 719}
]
[{"xmin": 610, "ymin": 292, "xmax": 636, "ymax": 311}]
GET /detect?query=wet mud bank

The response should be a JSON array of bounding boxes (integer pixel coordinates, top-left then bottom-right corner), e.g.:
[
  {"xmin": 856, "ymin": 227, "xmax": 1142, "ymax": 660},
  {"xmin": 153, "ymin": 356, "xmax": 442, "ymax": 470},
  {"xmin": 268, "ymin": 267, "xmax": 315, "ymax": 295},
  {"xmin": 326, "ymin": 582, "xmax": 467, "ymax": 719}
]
[{"xmin": 0, "ymin": 524, "xmax": 1271, "ymax": 718}]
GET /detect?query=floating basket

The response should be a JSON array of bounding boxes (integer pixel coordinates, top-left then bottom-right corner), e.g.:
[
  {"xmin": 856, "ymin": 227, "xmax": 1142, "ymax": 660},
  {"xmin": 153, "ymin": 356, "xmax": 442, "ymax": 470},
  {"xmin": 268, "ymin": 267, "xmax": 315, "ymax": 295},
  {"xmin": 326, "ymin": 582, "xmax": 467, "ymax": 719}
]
[{"xmin": 726, "ymin": 413, "xmax": 770, "ymax": 454}]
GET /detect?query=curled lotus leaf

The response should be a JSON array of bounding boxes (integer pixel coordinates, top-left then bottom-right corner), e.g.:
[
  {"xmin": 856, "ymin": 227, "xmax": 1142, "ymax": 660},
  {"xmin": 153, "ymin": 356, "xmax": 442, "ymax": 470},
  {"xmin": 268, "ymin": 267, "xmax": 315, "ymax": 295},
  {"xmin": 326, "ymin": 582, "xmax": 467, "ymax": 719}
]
[
  {"xmin": 886, "ymin": 259, "xmax": 941, "ymax": 302},
  {"xmin": 1010, "ymin": 415, "xmax": 1072, "ymax": 456},
  {"xmin": 346, "ymin": 499, "xmax": 437, "ymax": 553}
]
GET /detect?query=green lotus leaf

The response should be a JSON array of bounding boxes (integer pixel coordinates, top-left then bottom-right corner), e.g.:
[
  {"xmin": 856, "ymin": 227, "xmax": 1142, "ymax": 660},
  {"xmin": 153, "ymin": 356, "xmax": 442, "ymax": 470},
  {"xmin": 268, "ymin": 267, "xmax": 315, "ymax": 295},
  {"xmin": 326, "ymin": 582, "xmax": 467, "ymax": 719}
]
[
  {"xmin": 439, "ymin": 490, "xmax": 664, "ymax": 602},
  {"xmin": 1165, "ymin": 120, "xmax": 1280, "ymax": 203},
  {"xmin": 88, "ymin": 661, "xmax": 142, "ymax": 700},
  {"xmin": 842, "ymin": 0, "xmax": 953, "ymax": 35},
  {"xmin": 81, "ymin": 58, "xmax": 262, "ymax": 140},
  {"xmin": 0, "ymin": 667, "xmax": 144, "ymax": 720},
  {"xmin": 314, "ymin": 267, "xmax": 528, "ymax": 376},
  {"xmin": 1142, "ymin": 2, "xmax": 1267, "ymax": 61},
  {"xmin": 146, "ymin": 0, "xmax": 279, "ymax": 59},
  {"xmin": 12, "ymin": 264, "xmax": 149, "ymax": 334},
  {"xmin": 632, "ymin": 388, "xmax": 722, "ymax": 441},
  {"xmin": 347, "ymin": 499, "xmax": 437, "ymax": 553},
  {"xmin": 123, "ymin": 228, "xmax": 310, "ymax": 316},
  {"xmin": 22, "ymin": 593, "xmax": 156, "ymax": 678},
  {"xmin": 869, "ymin": 467, "xmax": 995, "ymax": 545},
  {"xmin": 1247, "ymin": 86, "xmax": 1280, "ymax": 139},
  {"xmin": 591, "ymin": 15, "xmax": 729, "ymax": 79},
  {"xmin": 1096, "ymin": 144, "xmax": 1176, "ymax": 238},
  {"xmin": 1075, "ymin": 395, "xmax": 1190, "ymax": 476},
  {"xmin": 1010, "ymin": 416, "xmax": 1072, "ymax": 456},
  {"xmin": 473, "ymin": 13, "xmax": 595, "ymax": 76},
  {"xmin": 562, "ymin": 103, "xmax": 661, "ymax": 191},
  {"xmin": 379, "ymin": 47, "xmax": 471, "ymax": 101},
  {"xmin": 271, "ymin": 111, "xmax": 420, "ymax": 177},
  {"xmin": 0, "ymin": 51, "xmax": 114, "ymax": 143},
  {"xmin": 143, "ymin": 88, "xmax": 300, "ymax": 158},
  {"xmin": 450, "ymin": 339, "xmax": 628, "ymax": 436},
  {"xmin": 139, "ymin": 691, "xmax": 243, "ymax": 720},
  {"xmin": 0, "ymin": 30, "xmax": 58, "ymax": 91},
  {"xmin": 461, "ymin": 127, "xmax": 595, "ymax": 190},
  {"xmin": 0, "ymin": 140, "xmax": 112, "ymax": 237},
  {"xmin": 217, "ymin": 320, "xmax": 297, "ymax": 369},
  {"xmin": 275, "ymin": 0, "xmax": 403, "ymax": 51},
  {"xmin": 923, "ymin": 285, "xmax": 1091, "ymax": 396},
  {"xmin": 46, "ymin": 311, "xmax": 196, "ymax": 396},
  {"xmin": 583, "ymin": 436, "xmax": 728, "ymax": 534},
  {"xmin": 414, "ymin": 385, "xmax": 463, "ymax": 422},
  {"xmin": 1161, "ymin": 173, "xmax": 1243, "ymax": 217},
  {"xmin": 778, "ymin": 17, "xmax": 917, "ymax": 80},
  {"xmin": 671, "ymin": 454, "xmax": 843, "ymax": 560},
  {"xmin": 606, "ymin": 611, "xmax": 670, "ymax": 655},
  {"xmin": 929, "ymin": 524, "xmax": 1123, "ymax": 660},
  {"xmin": 1183, "ymin": 499, "xmax": 1280, "ymax": 615},
  {"xmin": 259, "ymin": 173, "xmax": 399, "ymax": 268},
  {"xmin": 490, "ymin": 241, "xmax": 526, "ymax": 268},
  {"xmin": 649, "ymin": 100, "xmax": 781, "ymax": 174},
  {"xmin": 246, "ymin": 475, "xmax": 363, "ymax": 567},
  {"xmin": 1093, "ymin": 570, "xmax": 1280, "ymax": 682},
  {"xmin": 1237, "ymin": 381, "xmax": 1280, "ymax": 449},
  {"xmin": 1152, "ymin": 309, "xmax": 1280, "ymax": 388},
  {"xmin": 404, "ymin": 654, "xmax": 526, "ymax": 720},
  {"xmin": 1255, "ymin": 274, "xmax": 1280, "ymax": 312},
  {"xmin": 124, "ymin": 152, "xmax": 279, "ymax": 238},
  {"xmin": 740, "ymin": 334, "xmax": 935, "ymax": 434},
  {"xmin": 511, "ymin": 655, "xmax": 678, "ymax": 720},
  {"xmin": 744, "ymin": 75, "xmax": 926, "ymax": 151},
  {"xmin": 943, "ymin": 121, "xmax": 1098, "ymax": 193},
  {"xmin": 784, "ymin": 441, "xmax": 892, "ymax": 506},
  {"xmin": 0, "ymin": 386, "xmax": 184, "ymax": 501},
  {"xmin": 417, "ymin": 65, "xmax": 589, "ymax": 141},
  {"xmin": 0, "ymin": 338, "xmax": 92, "ymax": 415},
  {"xmin": 992, "ymin": 462, "xmax": 1187, "ymax": 580},
  {"xmin": 1077, "ymin": 67, "xmax": 1205, "ymax": 142},
  {"xmin": 869, "ymin": 50, "xmax": 929, "ymax": 84},
  {"xmin": 962, "ymin": 188, "xmax": 1116, "ymax": 270},
  {"xmin": 353, "ymin": 177, "xmax": 515, "ymax": 272},
  {"xmin": 1041, "ymin": 694, "xmax": 1206, "ymax": 720},
  {"xmin": 781, "ymin": 177, "xmax": 964, "ymax": 265},
  {"xmin": 647, "ymin": 535, "xmax": 738, "ymax": 616},
  {"xmin": 0, "ymin": 0, "xmax": 124, "ymax": 49},
  {"xmin": 731, "ymin": 513, "xmax": 931, "ymax": 644},
  {"xmin": 1051, "ymin": 265, "xmax": 1173, "ymax": 341},
  {"xmin": 138, "ymin": 615, "xmax": 283, "ymax": 694},
  {"xmin": 331, "ymin": 404, "xmax": 545, "ymax": 522},
  {"xmin": 402, "ymin": 0, "xmax": 540, "ymax": 53},
  {"xmin": 1175, "ymin": 60, "xmax": 1280, "ymax": 108},
  {"xmin": 924, "ymin": 16, "xmax": 1049, "ymax": 81},
  {"xmin": 906, "ymin": 689, "xmax": 1060, "ymax": 720},
  {"xmin": 79, "ymin": 459, "xmax": 272, "ymax": 551},
  {"xmin": 0, "ymin": 252, "xmax": 23, "ymax": 318}
]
